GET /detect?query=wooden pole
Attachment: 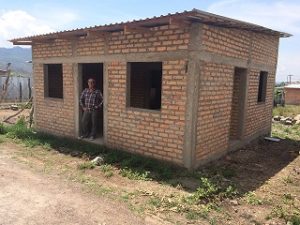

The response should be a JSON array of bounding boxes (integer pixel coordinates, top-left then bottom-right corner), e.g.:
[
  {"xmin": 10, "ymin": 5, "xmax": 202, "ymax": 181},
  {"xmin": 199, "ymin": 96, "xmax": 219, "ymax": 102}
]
[
  {"xmin": 0, "ymin": 63, "xmax": 12, "ymax": 104},
  {"xmin": 19, "ymin": 81, "xmax": 22, "ymax": 102},
  {"xmin": 28, "ymin": 78, "xmax": 31, "ymax": 99}
]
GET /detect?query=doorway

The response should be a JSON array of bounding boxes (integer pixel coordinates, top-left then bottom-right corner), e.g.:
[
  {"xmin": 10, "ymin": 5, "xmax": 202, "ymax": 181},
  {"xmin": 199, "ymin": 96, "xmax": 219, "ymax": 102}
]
[
  {"xmin": 79, "ymin": 63, "xmax": 104, "ymax": 139},
  {"xmin": 229, "ymin": 67, "xmax": 247, "ymax": 141}
]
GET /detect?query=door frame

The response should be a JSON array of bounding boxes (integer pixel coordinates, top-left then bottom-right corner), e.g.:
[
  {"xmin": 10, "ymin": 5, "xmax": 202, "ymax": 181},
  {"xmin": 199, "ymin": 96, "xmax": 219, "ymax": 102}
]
[{"xmin": 74, "ymin": 62, "xmax": 107, "ymax": 144}]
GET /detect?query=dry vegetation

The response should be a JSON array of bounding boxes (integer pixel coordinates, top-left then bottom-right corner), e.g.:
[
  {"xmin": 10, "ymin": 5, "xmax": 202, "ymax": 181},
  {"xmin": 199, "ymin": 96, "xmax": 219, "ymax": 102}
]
[{"xmin": 0, "ymin": 106, "xmax": 299, "ymax": 225}]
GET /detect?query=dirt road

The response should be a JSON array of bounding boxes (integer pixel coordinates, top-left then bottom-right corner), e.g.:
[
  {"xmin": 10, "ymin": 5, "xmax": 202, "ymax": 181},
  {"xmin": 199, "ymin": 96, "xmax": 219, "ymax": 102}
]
[{"xmin": 0, "ymin": 144, "xmax": 146, "ymax": 225}]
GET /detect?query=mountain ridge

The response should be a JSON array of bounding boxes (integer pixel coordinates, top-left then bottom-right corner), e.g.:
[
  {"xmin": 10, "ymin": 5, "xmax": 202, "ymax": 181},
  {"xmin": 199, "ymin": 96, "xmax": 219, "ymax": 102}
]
[{"xmin": 0, "ymin": 47, "xmax": 32, "ymax": 76}]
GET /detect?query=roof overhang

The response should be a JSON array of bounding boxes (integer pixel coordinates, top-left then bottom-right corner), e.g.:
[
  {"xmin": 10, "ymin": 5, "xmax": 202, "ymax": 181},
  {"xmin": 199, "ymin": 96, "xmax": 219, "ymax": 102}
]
[{"xmin": 10, "ymin": 9, "xmax": 291, "ymax": 45}]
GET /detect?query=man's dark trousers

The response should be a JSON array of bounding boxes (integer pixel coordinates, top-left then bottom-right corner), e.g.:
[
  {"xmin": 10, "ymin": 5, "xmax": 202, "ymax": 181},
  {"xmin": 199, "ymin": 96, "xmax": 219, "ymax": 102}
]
[{"xmin": 82, "ymin": 110, "xmax": 98, "ymax": 138}]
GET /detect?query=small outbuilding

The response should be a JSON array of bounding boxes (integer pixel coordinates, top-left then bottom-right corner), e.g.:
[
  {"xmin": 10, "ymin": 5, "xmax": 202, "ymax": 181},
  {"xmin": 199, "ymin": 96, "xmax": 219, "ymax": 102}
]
[
  {"xmin": 284, "ymin": 84, "xmax": 300, "ymax": 105},
  {"xmin": 11, "ymin": 9, "xmax": 290, "ymax": 169}
]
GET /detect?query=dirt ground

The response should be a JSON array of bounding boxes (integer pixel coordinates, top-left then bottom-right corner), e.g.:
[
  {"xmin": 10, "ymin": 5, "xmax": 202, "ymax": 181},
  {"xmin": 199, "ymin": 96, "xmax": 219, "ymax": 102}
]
[
  {"xmin": 0, "ymin": 143, "xmax": 163, "ymax": 225},
  {"xmin": 0, "ymin": 107, "xmax": 299, "ymax": 224},
  {"xmin": 0, "ymin": 108, "xmax": 31, "ymax": 123},
  {"xmin": 0, "ymin": 137, "xmax": 299, "ymax": 224}
]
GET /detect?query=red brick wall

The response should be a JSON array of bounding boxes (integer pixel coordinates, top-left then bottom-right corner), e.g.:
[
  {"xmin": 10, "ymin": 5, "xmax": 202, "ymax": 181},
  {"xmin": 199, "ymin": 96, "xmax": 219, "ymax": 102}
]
[
  {"xmin": 244, "ymin": 69, "xmax": 275, "ymax": 137},
  {"xmin": 196, "ymin": 24, "xmax": 278, "ymax": 164},
  {"xmin": 33, "ymin": 63, "xmax": 75, "ymax": 136},
  {"xmin": 106, "ymin": 60, "xmax": 187, "ymax": 164},
  {"xmin": 33, "ymin": 40, "xmax": 72, "ymax": 58},
  {"xmin": 230, "ymin": 72, "xmax": 241, "ymax": 140},
  {"xmin": 196, "ymin": 63, "xmax": 234, "ymax": 161},
  {"xmin": 31, "ymin": 22, "xmax": 279, "ymax": 167},
  {"xmin": 251, "ymin": 33, "xmax": 279, "ymax": 66},
  {"xmin": 202, "ymin": 25, "xmax": 251, "ymax": 60},
  {"xmin": 76, "ymin": 37, "xmax": 105, "ymax": 56},
  {"xmin": 202, "ymin": 25, "xmax": 279, "ymax": 66},
  {"xmin": 107, "ymin": 25, "xmax": 190, "ymax": 54},
  {"xmin": 284, "ymin": 88, "xmax": 300, "ymax": 105}
]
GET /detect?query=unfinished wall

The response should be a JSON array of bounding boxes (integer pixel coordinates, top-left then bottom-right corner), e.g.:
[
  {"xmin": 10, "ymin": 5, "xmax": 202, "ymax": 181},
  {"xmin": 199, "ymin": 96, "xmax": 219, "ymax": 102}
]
[
  {"xmin": 195, "ymin": 24, "xmax": 279, "ymax": 166},
  {"xmin": 31, "ymin": 20, "xmax": 280, "ymax": 168},
  {"xmin": 195, "ymin": 62, "xmax": 234, "ymax": 162},
  {"xmin": 106, "ymin": 60, "xmax": 187, "ymax": 165},
  {"xmin": 33, "ymin": 63, "xmax": 75, "ymax": 136},
  {"xmin": 32, "ymin": 40, "xmax": 72, "ymax": 58},
  {"xmin": 107, "ymin": 25, "xmax": 190, "ymax": 54},
  {"xmin": 244, "ymin": 69, "xmax": 275, "ymax": 137},
  {"xmin": 202, "ymin": 25, "xmax": 279, "ymax": 66},
  {"xmin": 229, "ymin": 71, "xmax": 241, "ymax": 140},
  {"xmin": 31, "ymin": 24, "xmax": 190, "ymax": 165}
]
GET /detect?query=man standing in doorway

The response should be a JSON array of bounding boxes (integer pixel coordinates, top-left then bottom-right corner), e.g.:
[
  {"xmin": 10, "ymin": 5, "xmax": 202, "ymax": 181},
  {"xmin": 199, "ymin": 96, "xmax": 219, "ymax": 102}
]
[{"xmin": 79, "ymin": 78, "xmax": 103, "ymax": 140}]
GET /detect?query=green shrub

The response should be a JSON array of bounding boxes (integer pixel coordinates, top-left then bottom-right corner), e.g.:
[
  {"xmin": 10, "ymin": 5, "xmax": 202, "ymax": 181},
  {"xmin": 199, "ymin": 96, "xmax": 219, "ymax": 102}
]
[
  {"xmin": 191, "ymin": 177, "xmax": 219, "ymax": 202},
  {"xmin": 0, "ymin": 123, "xmax": 5, "ymax": 134},
  {"xmin": 245, "ymin": 192, "xmax": 263, "ymax": 205},
  {"xmin": 119, "ymin": 167, "xmax": 151, "ymax": 181},
  {"xmin": 77, "ymin": 161, "xmax": 96, "ymax": 170}
]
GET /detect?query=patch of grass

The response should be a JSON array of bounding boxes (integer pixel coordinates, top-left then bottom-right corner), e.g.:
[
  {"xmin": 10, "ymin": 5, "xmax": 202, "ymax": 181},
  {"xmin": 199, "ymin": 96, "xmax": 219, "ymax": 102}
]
[
  {"xmin": 119, "ymin": 167, "xmax": 151, "ymax": 181},
  {"xmin": 290, "ymin": 215, "xmax": 300, "ymax": 225},
  {"xmin": 1, "ymin": 120, "xmax": 181, "ymax": 183},
  {"xmin": 209, "ymin": 217, "xmax": 217, "ymax": 225},
  {"xmin": 245, "ymin": 192, "xmax": 263, "ymax": 205},
  {"xmin": 185, "ymin": 208, "xmax": 209, "ymax": 220},
  {"xmin": 100, "ymin": 164, "xmax": 114, "ymax": 177},
  {"xmin": 221, "ymin": 167, "xmax": 236, "ymax": 179},
  {"xmin": 187, "ymin": 176, "xmax": 239, "ymax": 204},
  {"xmin": 148, "ymin": 196, "xmax": 162, "ymax": 208},
  {"xmin": 272, "ymin": 123, "xmax": 300, "ymax": 141},
  {"xmin": 269, "ymin": 206, "xmax": 300, "ymax": 224},
  {"xmin": 273, "ymin": 105, "xmax": 300, "ymax": 117},
  {"xmin": 0, "ymin": 123, "xmax": 5, "ymax": 134},
  {"xmin": 283, "ymin": 193, "xmax": 294, "ymax": 201},
  {"xmin": 192, "ymin": 177, "xmax": 219, "ymax": 202},
  {"xmin": 77, "ymin": 161, "xmax": 96, "ymax": 170},
  {"xmin": 283, "ymin": 176, "xmax": 293, "ymax": 184},
  {"xmin": 0, "ymin": 135, "xmax": 5, "ymax": 143}
]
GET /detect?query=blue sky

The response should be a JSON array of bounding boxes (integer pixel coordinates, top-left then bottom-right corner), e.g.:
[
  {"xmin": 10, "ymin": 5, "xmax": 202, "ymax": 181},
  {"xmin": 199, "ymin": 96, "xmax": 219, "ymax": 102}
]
[{"xmin": 0, "ymin": 0, "xmax": 299, "ymax": 82}]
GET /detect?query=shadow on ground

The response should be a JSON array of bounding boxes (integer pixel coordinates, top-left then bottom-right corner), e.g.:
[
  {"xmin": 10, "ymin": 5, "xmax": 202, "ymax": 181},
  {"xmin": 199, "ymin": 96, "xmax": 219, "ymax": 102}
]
[
  {"xmin": 2, "ymin": 121, "xmax": 299, "ymax": 196},
  {"xmin": 33, "ymin": 133, "xmax": 300, "ymax": 196}
]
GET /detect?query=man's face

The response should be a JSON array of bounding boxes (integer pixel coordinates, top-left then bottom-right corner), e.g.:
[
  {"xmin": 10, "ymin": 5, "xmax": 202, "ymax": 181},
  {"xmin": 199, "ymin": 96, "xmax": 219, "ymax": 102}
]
[{"xmin": 88, "ymin": 79, "xmax": 95, "ymax": 89}]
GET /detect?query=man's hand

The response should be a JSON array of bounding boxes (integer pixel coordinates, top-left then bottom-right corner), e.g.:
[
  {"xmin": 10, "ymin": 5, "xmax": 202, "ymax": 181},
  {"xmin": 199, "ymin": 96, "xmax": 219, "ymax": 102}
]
[{"xmin": 82, "ymin": 107, "xmax": 87, "ymax": 111}]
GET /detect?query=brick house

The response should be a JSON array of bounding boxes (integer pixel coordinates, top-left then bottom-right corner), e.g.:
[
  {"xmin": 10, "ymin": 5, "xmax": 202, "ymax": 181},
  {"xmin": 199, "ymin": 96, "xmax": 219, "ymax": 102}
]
[
  {"xmin": 11, "ymin": 9, "xmax": 290, "ymax": 169},
  {"xmin": 284, "ymin": 84, "xmax": 300, "ymax": 105}
]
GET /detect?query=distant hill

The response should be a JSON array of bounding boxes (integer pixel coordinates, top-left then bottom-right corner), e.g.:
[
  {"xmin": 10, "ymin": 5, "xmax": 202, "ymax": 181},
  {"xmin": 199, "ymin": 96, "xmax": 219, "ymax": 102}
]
[{"xmin": 0, "ymin": 47, "xmax": 32, "ymax": 76}]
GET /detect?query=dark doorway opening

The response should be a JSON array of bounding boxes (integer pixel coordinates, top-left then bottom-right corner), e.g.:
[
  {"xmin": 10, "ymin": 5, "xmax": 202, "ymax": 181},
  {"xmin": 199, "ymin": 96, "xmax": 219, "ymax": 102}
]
[
  {"xmin": 229, "ymin": 67, "xmax": 247, "ymax": 141},
  {"xmin": 79, "ymin": 63, "xmax": 103, "ymax": 139}
]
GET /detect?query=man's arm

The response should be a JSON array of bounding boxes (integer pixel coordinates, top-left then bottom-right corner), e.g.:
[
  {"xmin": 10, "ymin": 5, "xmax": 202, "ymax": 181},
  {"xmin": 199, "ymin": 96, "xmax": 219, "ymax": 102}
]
[
  {"xmin": 95, "ymin": 91, "xmax": 103, "ymax": 109},
  {"xmin": 80, "ymin": 89, "xmax": 86, "ymax": 109}
]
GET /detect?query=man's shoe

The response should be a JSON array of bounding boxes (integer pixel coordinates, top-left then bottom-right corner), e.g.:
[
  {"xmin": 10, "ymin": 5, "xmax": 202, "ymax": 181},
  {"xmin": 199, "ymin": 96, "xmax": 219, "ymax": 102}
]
[
  {"xmin": 89, "ymin": 136, "xmax": 95, "ymax": 141},
  {"xmin": 78, "ymin": 135, "xmax": 87, "ymax": 139}
]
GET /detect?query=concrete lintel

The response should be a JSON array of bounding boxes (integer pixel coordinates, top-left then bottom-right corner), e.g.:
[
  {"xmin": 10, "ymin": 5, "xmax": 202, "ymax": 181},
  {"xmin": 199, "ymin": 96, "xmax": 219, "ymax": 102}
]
[
  {"xmin": 33, "ymin": 50, "xmax": 189, "ymax": 64},
  {"xmin": 190, "ymin": 50, "xmax": 276, "ymax": 72}
]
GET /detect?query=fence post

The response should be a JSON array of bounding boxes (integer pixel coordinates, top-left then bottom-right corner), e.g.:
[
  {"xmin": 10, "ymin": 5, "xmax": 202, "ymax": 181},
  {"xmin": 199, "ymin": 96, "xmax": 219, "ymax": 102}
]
[
  {"xmin": 19, "ymin": 81, "xmax": 22, "ymax": 102},
  {"xmin": 28, "ymin": 78, "xmax": 31, "ymax": 99}
]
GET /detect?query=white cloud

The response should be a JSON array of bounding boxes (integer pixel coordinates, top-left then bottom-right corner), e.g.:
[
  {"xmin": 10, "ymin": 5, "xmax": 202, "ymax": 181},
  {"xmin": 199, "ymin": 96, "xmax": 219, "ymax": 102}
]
[
  {"xmin": 0, "ymin": 10, "xmax": 54, "ymax": 47},
  {"xmin": 207, "ymin": 0, "xmax": 300, "ymax": 34},
  {"xmin": 0, "ymin": 9, "xmax": 79, "ymax": 48},
  {"xmin": 207, "ymin": 0, "xmax": 300, "ymax": 81}
]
